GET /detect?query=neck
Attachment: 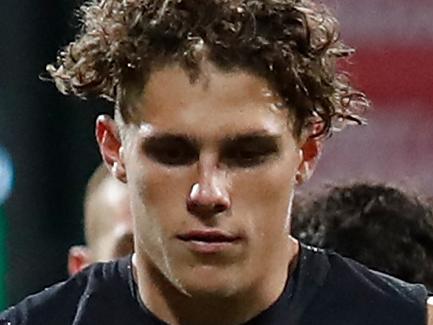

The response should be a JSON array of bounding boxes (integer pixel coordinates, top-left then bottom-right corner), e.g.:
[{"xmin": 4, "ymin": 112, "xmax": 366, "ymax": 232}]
[{"xmin": 133, "ymin": 238, "xmax": 299, "ymax": 325}]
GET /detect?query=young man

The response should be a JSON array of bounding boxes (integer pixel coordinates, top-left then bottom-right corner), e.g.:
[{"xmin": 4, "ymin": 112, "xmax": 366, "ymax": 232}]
[
  {"xmin": 68, "ymin": 164, "xmax": 134, "ymax": 276},
  {"xmin": 1, "ymin": 0, "xmax": 432, "ymax": 324}
]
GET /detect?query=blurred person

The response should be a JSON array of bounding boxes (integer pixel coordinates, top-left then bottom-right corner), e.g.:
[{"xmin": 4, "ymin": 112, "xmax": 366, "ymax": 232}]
[
  {"xmin": 1, "ymin": 0, "xmax": 432, "ymax": 324},
  {"xmin": 67, "ymin": 164, "xmax": 134, "ymax": 276},
  {"xmin": 292, "ymin": 182, "xmax": 433, "ymax": 291}
]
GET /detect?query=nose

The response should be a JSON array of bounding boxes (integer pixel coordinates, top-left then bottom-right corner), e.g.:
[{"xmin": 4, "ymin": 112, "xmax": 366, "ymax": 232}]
[{"xmin": 187, "ymin": 160, "xmax": 231, "ymax": 218}]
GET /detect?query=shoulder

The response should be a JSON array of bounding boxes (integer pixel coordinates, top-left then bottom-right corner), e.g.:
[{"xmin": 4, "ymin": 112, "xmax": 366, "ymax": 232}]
[
  {"xmin": 326, "ymin": 248, "xmax": 427, "ymax": 303},
  {"xmin": 0, "ymin": 269, "xmax": 90, "ymax": 324},
  {"xmin": 300, "ymin": 245, "xmax": 428, "ymax": 324},
  {"xmin": 0, "ymin": 258, "xmax": 129, "ymax": 325}
]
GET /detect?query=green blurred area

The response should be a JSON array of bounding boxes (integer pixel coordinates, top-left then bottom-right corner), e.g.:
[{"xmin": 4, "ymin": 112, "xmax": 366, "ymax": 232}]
[{"xmin": 0, "ymin": 206, "xmax": 7, "ymax": 309}]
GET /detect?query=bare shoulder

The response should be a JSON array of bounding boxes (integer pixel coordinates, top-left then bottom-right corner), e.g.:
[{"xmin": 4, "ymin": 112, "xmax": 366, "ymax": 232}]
[{"xmin": 428, "ymin": 297, "xmax": 433, "ymax": 324}]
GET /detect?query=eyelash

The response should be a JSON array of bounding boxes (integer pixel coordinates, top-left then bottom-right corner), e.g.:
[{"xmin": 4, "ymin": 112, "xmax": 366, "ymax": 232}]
[
  {"xmin": 144, "ymin": 142, "xmax": 197, "ymax": 166},
  {"xmin": 222, "ymin": 147, "xmax": 277, "ymax": 167}
]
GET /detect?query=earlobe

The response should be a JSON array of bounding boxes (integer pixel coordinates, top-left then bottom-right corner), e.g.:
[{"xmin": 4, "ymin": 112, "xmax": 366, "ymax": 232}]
[{"xmin": 95, "ymin": 115, "xmax": 127, "ymax": 183}]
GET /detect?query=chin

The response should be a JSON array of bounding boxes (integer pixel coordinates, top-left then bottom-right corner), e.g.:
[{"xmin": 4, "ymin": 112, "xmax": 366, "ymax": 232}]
[
  {"xmin": 175, "ymin": 265, "xmax": 242, "ymax": 298},
  {"xmin": 183, "ymin": 282, "xmax": 239, "ymax": 299}
]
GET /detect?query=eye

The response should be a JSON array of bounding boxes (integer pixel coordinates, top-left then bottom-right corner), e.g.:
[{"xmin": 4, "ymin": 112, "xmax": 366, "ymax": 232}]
[
  {"xmin": 143, "ymin": 136, "xmax": 198, "ymax": 166},
  {"xmin": 222, "ymin": 138, "xmax": 279, "ymax": 168}
]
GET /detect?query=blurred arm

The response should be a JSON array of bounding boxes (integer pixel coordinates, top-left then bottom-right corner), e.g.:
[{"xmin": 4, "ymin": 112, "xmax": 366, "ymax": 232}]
[{"xmin": 428, "ymin": 297, "xmax": 433, "ymax": 325}]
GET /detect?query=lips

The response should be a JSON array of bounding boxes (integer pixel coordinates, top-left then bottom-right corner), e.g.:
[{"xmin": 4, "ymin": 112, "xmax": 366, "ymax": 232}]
[
  {"xmin": 177, "ymin": 230, "xmax": 241, "ymax": 254},
  {"xmin": 177, "ymin": 230, "xmax": 240, "ymax": 243}
]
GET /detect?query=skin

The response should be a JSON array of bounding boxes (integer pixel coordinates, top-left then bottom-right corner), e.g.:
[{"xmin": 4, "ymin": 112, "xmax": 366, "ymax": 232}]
[
  {"xmin": 96, "ymin": 61, "xmax": 323, "ymax": 325},
  {"xmin": 429, "ymin": 298, "xmax": 433, "ymax": 325},
  {"xmin": 68, "ymin": 177, "xmax": 134, "ymax": 275},
  {"xmin": 89, "ymin": 177, "xmax": 133, "ymax": 262}
]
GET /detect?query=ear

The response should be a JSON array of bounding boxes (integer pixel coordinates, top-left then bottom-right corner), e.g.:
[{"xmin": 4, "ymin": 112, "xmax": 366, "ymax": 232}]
[
  {"xmin": 95, "ymin": 115, "xmax": 127, "ymax": 183},
  {"xmin": 67, "ymin": 245, "xmax": 91, "ymax": 276},
  {"xmin": 296, "ymin": 136, "xmax": 323, "ymax": 185}
]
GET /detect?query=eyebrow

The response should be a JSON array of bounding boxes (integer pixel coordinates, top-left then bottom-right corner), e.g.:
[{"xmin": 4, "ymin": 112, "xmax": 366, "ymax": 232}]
[
  {"xmin": 142, "ymin": 134, "xmax": 199, "ymax": 146},
  {"xmin": 141, "ymin": 130, "xmax": 282, "ymax": 146},
  {"xmin": 222, "ymin": 132, "xmax": 282, "ymax": 144},
  {"xmin": 138, "ymin": 130, "xmax": 281, "ymax": 152}
]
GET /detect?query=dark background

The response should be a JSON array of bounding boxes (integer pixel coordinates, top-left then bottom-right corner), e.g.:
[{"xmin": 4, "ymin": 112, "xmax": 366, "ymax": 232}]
[
  {"xmin": 1, "ymin": 0, "xmax": 432, "ymax": 306},
  {"xmin": 0, "ymin": 0, "xmax": 111, "ymax": 304}
]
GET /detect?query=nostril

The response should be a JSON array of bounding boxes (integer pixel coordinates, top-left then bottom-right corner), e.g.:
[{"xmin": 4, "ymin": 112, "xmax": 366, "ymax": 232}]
[
  {"xmin": 214, "ymin": 203, "xmax": 227, "ymax": 214},
  {"xmin": 186, "ymin": 199, "xmax": 228, "ymax": 217},
  {"xmin": 186, "ymin": 200, "xmax": 199, "ymax": 214},
  {"xmin": 187, "ymin": 182, "xmax": 231, "ymax": 217}
]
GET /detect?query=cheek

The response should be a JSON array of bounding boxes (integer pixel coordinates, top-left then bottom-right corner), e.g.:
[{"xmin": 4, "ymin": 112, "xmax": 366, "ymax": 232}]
[
  {"xmin": 231, "ymin": 156, "xmax": 298, "ymax": 230},
  {"xmin": 128, "ymin": 160, "xmax": 192, "ymax": 229},
  {"xmin": 128, "ymin": 165, "xmax": 182, "ymax": 257}
]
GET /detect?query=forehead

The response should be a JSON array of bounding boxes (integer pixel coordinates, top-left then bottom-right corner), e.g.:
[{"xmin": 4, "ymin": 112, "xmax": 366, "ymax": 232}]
[{"xmin": 129, "ymin": 62, "xmax": 293, "ymax": 139}]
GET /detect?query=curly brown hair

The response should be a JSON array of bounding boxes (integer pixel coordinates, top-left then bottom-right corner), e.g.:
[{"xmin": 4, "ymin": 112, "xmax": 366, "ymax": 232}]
[{"xmin": 47, "ymin": 0, "xmax": 368, "ymax": 137}]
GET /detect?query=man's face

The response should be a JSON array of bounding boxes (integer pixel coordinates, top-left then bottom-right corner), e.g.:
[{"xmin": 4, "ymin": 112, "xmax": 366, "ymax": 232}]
[
  {"xmin": 112, "ymin": 62, "xmax": 306, "ymax": 296},
  {"xmin": 92, "ymin": 178, "xmax": 134, "ymax": 261},
  {"xmin": 68, "ymin": 177, "xmax": 134, "ymax": 276}
]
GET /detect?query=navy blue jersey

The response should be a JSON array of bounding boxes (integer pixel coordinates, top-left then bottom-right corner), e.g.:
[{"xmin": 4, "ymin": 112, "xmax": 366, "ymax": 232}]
[{"xmin": 1, "ymin": 244, "xmax": 428, "ymax": 324}]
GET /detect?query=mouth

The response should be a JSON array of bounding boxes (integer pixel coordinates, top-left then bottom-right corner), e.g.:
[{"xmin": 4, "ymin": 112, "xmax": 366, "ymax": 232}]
[{"xmin": 177, "ymin": 230, "xmax": 242, "ymax": 254}]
